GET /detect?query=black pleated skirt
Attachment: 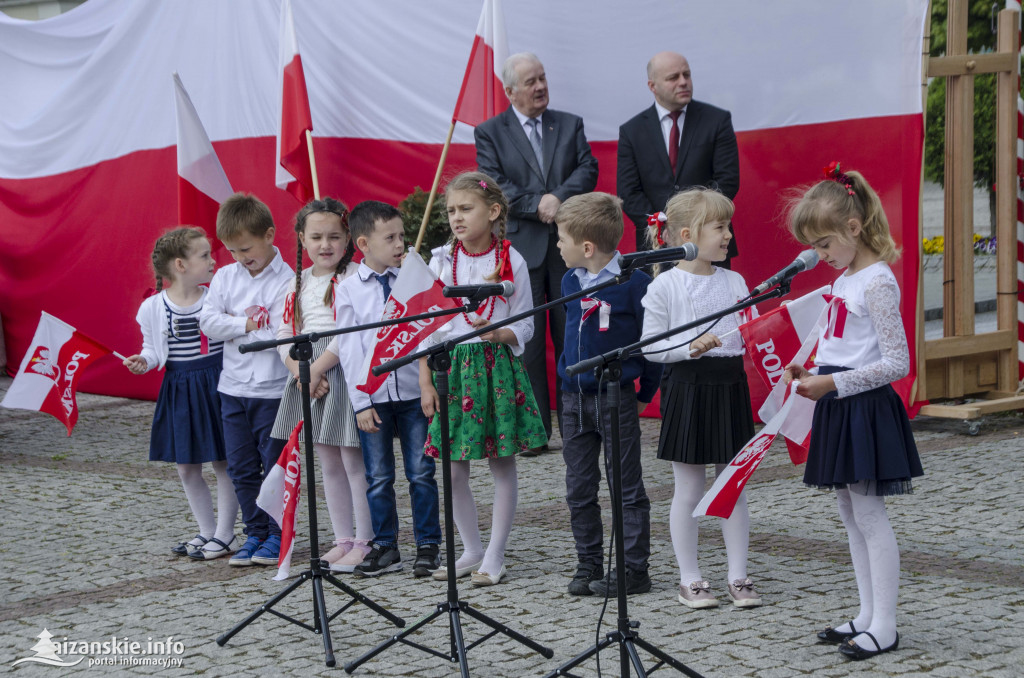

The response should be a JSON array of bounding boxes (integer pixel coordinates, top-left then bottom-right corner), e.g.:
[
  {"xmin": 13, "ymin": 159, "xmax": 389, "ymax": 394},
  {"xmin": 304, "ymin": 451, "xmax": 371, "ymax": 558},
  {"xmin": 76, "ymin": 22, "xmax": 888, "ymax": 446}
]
[
  {"xmin": 803, "ymin": 366, "xmax": 924, "ymax": 495},
  {"xmin": 657, "ymin": 355, "xmax": 754, "ymax": 464}
]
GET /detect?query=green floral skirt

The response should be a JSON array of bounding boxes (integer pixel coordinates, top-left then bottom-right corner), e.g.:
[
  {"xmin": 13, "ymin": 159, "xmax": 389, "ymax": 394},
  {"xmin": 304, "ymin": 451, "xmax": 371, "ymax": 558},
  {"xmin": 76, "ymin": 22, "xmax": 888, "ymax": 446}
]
[{"xmin": 424, "ymin": 342, "xmax": 546, "ymax": 461}]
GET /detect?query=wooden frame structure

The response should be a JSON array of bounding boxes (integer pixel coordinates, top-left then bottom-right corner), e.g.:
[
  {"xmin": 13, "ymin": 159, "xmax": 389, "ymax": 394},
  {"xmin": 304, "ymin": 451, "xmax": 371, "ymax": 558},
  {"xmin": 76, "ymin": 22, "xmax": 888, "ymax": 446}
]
[{"xmin": 917, "ymin": 0, "xmax": 1024, "ymax": 428}]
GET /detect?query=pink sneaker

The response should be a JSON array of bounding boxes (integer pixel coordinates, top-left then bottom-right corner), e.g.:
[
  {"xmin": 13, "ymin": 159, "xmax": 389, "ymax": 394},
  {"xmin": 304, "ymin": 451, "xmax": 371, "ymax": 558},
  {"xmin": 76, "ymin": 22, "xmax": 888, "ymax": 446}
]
[
  {"xmin": 330, "ymin": 539, "xmax": 371, "ymax": 573},
  {"xmin": 320, "ymin": 538, "xmax": 354, "ymax": 565}
]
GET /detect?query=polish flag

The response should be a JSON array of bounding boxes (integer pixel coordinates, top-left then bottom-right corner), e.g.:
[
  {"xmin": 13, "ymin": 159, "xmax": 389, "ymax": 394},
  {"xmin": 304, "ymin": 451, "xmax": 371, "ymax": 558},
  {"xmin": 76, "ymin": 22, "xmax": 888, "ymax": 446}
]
[
  {"xmin": 0, "ymin": 312, "xmax": 112, "ymax": 435},
  {"xmin": 275, "ymin": 0, "xmax": 314, "ymax": 203},
  {"xmin": 452, "ymin": 0, "xmax": 508, "ymax": 126},
  {"xmin": 356, "ymin": 252, "xmax": 461, "ymax": 395},
  {"xmin": 256, "ymin": 420, "xmax": 303, "ymax": 581},
  {"xmin": 741, "ymin": 286, "xmax": 830, "ymax": 394},
  {"xmin": 173, "ymin": 73, "xmax": 233, "ymax": 250}
]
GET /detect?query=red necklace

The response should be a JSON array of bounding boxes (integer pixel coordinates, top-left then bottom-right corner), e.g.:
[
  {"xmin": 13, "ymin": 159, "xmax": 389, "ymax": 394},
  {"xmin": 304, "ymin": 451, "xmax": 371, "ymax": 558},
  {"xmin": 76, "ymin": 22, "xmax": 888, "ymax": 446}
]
[{"xmin": 452, "ymin": 237, "xmax": 498, "ymax": 324}]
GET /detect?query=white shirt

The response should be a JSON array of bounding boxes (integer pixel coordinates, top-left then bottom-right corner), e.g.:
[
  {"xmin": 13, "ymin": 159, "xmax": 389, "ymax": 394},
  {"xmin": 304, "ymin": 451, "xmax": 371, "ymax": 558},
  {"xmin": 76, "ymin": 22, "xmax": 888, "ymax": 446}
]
[
  {"xmin": 199, "ymin": 247, "xmax": 293, "ymax": 399},
  {"xmin": 640, "ymin": 266, "xmax": 749, "ymax": 363},
  {"xmin": 655, "ymin": 101, "xmax": 687, "ymax": 156},
  {"xmin": 333, "ymin": 262, "xmax": 419, "ymax": 413},
  {"xmin": 511, "ymin": 106, "xmax": 543, "ymax": 141},
  {"xmin": 275, "ymin": 263, "xmax": 358, "ymax": 363},
  {"xmin": 426, "ymin": 242, "xmax": 534, "ymax": 355},
  {"xmin": 572, "ymin": 253, "xmax": 621, "ymax": 290}
]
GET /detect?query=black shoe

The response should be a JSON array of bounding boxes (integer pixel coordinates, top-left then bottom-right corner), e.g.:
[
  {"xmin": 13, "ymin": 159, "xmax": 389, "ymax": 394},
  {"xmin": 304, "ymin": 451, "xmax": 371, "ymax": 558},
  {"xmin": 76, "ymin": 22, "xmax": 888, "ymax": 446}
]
[
  {"xmin": 817, "ymin": 621, "xmax": 857, "ymax": 643},
  {"xmin": 588, "ymin": 568, "xmax": 652, "ymax": 596},
  {"xmin": 839, "ymin": 632, "xmax": 899, "ymax": 660},
  {"xmin": 355, "ymin": 542, "xmax": 403, "ymax": 577},
  {"xmin": 567, "ymin": 563, "xmax": 603, "ymax": 596},
  {"xmin": 412, "ymin": 544, "xmax": 441, "ymax": 577}
]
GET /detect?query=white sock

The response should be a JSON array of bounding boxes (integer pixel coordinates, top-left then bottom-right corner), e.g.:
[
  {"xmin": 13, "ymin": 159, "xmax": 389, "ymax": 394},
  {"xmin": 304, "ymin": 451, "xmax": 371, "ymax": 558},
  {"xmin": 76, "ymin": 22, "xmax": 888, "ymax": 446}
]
[
  {"xmin": 670, "ymin": 462, "xmax": 706, "ymax": 585},
  {"xmin": 177, "ymin": 463, "xmax": 215, "ymax": 541},
  {"xmin": 716, "ymin": 463, "xmax": 751, "ymax": 584},
  {"xmin": 836, "ymin": 488, "xmax": 873, "ymax": 634},
  {"xmin": 480, "ymin": 456, "xmax": 517, "ymax": 575},
  {"xmin": 211, "ymin": 460, "xmax": 238, "ymax": 544},
  {"xmin": 450, "ymin": 460, "xmax": 484, "ymax": 569},
  {"xmin": 340, "ymin": 446, "xmax": 373, "ymax": 542},
  {"xmin": 848, "ymin": 483, "xmax": 899, "ymax": 649},
  {"xmin": 316, "ymin": 444, "xmax": 353, "ymax": 541}
]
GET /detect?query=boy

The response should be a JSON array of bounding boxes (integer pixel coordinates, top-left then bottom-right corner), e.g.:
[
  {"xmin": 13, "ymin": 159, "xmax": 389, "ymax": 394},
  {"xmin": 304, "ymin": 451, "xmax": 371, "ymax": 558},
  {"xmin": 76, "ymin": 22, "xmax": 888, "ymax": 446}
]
[
  {"xmin": 554, "ymin": 192, "xmax": 662, "ymax": 595},
  {"xmin": 334, "ymin": 200, "xmax": 441, "ymax": 577},
  {"xmin": 199, "ymin": 192, "xmax": 294, "ymax": 566}
]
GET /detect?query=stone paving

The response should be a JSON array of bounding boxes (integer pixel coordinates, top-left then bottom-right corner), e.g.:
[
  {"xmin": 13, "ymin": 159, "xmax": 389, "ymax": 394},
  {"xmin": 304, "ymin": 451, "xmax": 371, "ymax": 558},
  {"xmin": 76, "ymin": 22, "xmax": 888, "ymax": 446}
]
[{"xmin": 1, "ymin": 376, "xmax": 1022, "ymax": 677}]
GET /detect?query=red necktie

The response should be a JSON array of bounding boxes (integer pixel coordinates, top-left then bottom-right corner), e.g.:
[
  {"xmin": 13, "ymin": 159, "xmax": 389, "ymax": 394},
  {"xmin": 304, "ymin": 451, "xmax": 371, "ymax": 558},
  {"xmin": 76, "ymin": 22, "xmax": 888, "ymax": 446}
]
[{"xmin": 668, "ymin": 110, "xmax": 682, "ymax": 172}]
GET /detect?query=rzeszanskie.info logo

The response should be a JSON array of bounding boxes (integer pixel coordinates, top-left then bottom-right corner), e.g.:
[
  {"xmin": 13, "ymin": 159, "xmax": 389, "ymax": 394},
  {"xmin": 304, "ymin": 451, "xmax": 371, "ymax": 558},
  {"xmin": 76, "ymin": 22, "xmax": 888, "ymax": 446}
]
[{"xmin": 12, "ymin": 628, "xmax": 185, "ymax": 669}]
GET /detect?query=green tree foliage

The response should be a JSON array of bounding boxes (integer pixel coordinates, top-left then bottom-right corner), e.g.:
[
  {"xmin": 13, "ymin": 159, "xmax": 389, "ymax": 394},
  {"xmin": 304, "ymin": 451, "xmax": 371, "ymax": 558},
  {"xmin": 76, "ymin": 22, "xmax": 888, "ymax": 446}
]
[{"xmin": 399, "ymin": 187, "xmax": 451, "ymax": 262}]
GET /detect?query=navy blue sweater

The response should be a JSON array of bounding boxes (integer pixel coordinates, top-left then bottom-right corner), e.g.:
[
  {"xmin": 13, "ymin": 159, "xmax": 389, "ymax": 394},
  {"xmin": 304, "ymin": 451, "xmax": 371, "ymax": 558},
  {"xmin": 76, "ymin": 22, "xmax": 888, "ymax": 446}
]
[{"xmin": 557, "ymin": 269, "xmax": 662, "ymax": 400}]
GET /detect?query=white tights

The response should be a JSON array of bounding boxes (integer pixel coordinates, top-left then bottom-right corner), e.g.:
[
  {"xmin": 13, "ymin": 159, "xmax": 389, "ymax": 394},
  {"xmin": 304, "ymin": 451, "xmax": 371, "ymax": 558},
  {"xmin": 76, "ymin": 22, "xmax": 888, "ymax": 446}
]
[
  {"xmin": 834, "ymin": 484, "xmax": 900, "ymax": 649},
  {"xmin": 177, "ymin": 461, "xmax": 237, "ymax": 544},
  {"xmin": 669, "ymin": 462, "xmax": 750, "ymax": 586},
  {"xmin": 315, "ymin": 444, "xmax": 372, "ymax": 543},
  {"xmin": 449, "ymin": 456, "xmax": 518, "ymax": 575}
]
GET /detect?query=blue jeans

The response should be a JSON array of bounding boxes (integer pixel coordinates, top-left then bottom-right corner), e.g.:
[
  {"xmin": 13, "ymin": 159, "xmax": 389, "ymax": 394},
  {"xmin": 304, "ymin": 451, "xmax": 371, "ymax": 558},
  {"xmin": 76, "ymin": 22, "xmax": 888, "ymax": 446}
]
[
  {"xmin": 220, "ymin": 394, "xmax": 284, "ymax": 539},
  {"xmin": 358, "ymin": 399, "xmax": 440, "ymax": 548}
]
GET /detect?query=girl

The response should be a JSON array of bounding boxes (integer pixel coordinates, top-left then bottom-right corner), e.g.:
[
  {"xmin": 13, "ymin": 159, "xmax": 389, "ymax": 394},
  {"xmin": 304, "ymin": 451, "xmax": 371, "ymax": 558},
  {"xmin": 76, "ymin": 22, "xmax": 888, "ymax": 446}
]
[
  {"xmin": 784, "ymin": 164, "xmax": 922, "ymax": 661},
  {"xmin": 269, "ymin": 198, "xmax": 373, "ymax": 572},
  {"xmin": 640, "ymin": 189, "xmax": 761, "ymax": 609},
  {"xmin": 420, "ymin": 171, "xmax": 546, "ymax": 586},
  {"xmin": 123, "ymin": 227, "xmax": 238, "ymax": 560}
]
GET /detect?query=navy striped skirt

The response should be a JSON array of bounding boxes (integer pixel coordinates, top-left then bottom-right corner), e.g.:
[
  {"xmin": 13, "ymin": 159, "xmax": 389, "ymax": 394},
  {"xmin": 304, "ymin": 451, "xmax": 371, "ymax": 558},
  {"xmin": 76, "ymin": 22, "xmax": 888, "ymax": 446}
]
[
  {"xmin": 803, "ymin": 366, "xmax": 923, "ymax": 495},
  {"xmin": 150, "ymin": 354, "xmax": 226, "ymax": 464},
  {"xmin": 657, "ymin": 355, "xmax": 754, "ymax": 465}
]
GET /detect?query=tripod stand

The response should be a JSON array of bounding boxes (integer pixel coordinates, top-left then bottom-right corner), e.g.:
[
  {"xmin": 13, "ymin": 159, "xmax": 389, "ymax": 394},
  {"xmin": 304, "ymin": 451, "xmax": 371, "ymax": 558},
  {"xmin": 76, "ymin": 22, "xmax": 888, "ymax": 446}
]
[
  {"xmin": 217, "ymin": 337, "xmax": 405, "ymax": 667},
  {"xmin": 344, "ymin": 343, "xmax": 553, "ymax": 677}
]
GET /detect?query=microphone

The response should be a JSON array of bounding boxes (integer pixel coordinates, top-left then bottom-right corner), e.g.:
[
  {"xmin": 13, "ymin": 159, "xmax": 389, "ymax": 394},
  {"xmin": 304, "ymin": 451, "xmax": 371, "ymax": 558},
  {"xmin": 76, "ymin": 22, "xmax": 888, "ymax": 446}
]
[
  {"xmin": 442, "ymin": 281, "xmax": 514, "ymax": 299},
  {"xmin": 617, "ymin": 242, "xmax": 698, "ymax": 270},
  {"xmin": 751, "ymin": 250, "xmax": 820, "ymax": 294}
]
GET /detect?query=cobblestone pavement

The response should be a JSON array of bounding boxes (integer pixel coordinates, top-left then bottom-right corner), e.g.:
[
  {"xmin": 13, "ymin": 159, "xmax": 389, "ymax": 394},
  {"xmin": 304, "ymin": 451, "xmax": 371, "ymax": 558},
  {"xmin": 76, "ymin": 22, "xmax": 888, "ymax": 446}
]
[{"xmin": 1, "ymin": 376, "xmax": 1022, "ymax": 677}]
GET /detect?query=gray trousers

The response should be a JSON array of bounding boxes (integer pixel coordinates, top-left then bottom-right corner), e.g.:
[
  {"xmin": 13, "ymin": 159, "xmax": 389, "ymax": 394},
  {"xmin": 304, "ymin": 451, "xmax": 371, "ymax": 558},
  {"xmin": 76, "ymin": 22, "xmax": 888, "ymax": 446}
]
[{"xmin": 560, "ymin": 387, "xmax": 651, "ymax": 572}]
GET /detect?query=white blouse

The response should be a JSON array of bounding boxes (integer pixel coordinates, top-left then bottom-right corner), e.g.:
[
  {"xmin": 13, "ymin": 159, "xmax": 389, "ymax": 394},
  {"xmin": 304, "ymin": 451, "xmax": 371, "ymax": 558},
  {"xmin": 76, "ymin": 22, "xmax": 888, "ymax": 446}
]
[{"xmin": 276, "ymin": 263, "xmax": 358, "ymax": 362}]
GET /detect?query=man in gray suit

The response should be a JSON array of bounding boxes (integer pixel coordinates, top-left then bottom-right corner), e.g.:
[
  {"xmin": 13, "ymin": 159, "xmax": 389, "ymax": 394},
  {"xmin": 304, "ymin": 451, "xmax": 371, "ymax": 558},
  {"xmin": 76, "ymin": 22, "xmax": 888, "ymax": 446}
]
[{"xmin": 475, "ymin": 52, "xmax": 599, "ymax": 451}]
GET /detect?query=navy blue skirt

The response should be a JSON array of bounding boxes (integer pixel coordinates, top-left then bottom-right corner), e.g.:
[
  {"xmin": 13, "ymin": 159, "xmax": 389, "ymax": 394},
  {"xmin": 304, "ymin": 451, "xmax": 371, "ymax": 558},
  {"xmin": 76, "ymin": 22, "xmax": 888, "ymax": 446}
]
[
  {"xmin": 803, "ymin": 366, "xmax": 923, "ymax": 495},
  {"xmin": 150, "ymin": 355, "xmax": 227, "ymax": 464}
]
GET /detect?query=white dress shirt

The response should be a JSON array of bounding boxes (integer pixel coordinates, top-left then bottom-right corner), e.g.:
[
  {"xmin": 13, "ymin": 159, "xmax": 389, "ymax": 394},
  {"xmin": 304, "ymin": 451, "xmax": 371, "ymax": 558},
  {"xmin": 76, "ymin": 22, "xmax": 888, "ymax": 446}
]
[
  {"xmin": 511, "ymin": 106, "xmax": 543, "ymax": 142},
  {"xmin": 654, "ymin": 100, "xmax": 687, "ymax": 156}
]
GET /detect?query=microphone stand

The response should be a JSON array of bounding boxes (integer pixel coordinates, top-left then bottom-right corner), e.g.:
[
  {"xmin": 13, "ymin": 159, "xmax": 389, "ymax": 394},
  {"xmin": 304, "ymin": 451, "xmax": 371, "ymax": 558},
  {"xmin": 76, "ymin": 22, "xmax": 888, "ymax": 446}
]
[
  {"xmin": 548, "ymin": 280, "xmax": 796, "ymax": 678},
  {"xmin": 214, "ymin": 301, "xmax": 482, "ymax": 666}
]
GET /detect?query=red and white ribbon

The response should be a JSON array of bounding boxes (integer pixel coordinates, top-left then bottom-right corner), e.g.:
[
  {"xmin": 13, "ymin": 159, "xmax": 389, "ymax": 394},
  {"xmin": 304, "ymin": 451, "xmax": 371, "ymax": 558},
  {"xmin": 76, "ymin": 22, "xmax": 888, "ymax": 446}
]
[
  {"xmin": 580, "ymin": 297, "xmax": 610, "ymax": 331},
  {"xmin": 245, "ymin": 305, "xmax": 270, "ymax": 330}
]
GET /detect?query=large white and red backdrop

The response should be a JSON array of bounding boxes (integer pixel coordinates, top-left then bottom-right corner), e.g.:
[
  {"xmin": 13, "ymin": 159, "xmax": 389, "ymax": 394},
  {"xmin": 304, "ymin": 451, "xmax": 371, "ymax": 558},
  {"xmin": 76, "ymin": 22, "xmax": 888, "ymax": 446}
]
[{"xmin": 0, "ymin": 0, "xmax": 927, "ymax": 403}]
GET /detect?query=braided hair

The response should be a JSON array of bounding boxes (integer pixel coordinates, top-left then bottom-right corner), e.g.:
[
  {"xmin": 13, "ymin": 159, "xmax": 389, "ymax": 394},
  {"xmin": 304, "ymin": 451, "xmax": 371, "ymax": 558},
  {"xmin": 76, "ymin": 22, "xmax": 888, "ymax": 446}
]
[
  {"xmin": 292, "ymin": 197, "xmax": 354, "ymax": 330},
  {"xmin": 443, "ymin": 171, "xmax": 509, "ymax": 282},
  {"xmin": 151, "ymin": 226, "xmax": 207, "ymax": 291}
]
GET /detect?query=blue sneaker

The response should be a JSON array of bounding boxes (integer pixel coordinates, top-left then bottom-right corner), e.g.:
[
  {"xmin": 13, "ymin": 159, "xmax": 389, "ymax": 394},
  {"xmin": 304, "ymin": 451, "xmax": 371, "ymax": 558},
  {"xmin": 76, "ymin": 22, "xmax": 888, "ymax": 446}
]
[
  {"xmin": 250, "ymin": 534, "xmax": 281, "ymax": 566},
  {"xmin": 229, "ymin": 536, "xmax": 263, "ymax": 567}
]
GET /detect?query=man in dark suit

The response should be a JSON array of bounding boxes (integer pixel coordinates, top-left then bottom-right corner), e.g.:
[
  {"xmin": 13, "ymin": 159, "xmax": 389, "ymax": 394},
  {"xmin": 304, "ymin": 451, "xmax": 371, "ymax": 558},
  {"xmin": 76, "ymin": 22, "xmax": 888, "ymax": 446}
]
[
  {"xmin": 617, "ymin": 51, "xmax": 740, "ymax": 264},
  {"xmin": 476, "ymin": 52, "xmax": 599, "ymax": 451}
]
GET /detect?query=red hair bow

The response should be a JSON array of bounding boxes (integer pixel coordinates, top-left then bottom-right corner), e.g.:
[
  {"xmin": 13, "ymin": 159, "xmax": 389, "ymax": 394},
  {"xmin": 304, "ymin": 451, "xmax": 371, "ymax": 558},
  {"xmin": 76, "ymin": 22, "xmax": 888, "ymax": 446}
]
[
  {"xmin": 823, "ymin": 161, "xmax": 854, "ymax": 196},
  {"xmin": 496, "ymin": 239, "xmax": 513, "ymax": 283},
  {"xmin": 647, "ymin": 212, "xmax": 667, "ymax": 246}
]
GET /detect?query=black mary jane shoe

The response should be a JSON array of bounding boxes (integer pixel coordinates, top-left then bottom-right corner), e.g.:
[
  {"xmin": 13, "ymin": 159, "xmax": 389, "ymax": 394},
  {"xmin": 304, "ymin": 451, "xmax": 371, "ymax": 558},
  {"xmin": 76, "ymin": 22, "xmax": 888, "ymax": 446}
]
[
  {"xmin": 839, "ymin": 631, "xmax": 899, "ymax": 660},
  {"xmin": 816, "ymin": 621, "xmax": 856, "ymax": 643},
  {"xmin": 171, "ymin": 535, "xmax": 208, "ymax": 556}
]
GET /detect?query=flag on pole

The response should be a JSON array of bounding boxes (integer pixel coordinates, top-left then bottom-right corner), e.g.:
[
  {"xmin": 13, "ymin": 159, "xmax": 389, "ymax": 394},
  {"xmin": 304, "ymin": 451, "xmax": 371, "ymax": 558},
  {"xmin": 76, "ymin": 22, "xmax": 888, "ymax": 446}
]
[
  {"xmin": 173, "ymin": 73, "xmax": 233, "ymax": 250},
  {"xmin": 256, "ymin": 420, "xmax": 303, "ymax": 581},
  {"xmin": 452, "ymin": 0, "xmax": 509, "ymax": 126},
  {"xmin": 1, "ymin": 312, "xmax": 112, "ymax": 435},
  {"xmin": 356, "ymin": 252, "xmax": 461, "ymax": 395},
  {"xmin": 275, "ymin": 0, "xmax": 315, "ymax": 203}
]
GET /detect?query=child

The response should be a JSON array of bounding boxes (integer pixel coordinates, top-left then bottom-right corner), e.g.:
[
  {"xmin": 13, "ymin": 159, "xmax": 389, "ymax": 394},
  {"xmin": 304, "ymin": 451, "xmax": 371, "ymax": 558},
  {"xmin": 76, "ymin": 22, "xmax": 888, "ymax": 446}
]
[
  {"xmin": 123, "ymin": 227, "xmax": 239, "ymax": 560},
  {"xmin": 640, "ymin": 189, "xmax": 761, "ymax": 609},
  {"xmin": 784, "ymin": 164, "xmax": 922, "ymax": 661},
  {"xmin": 199, "ymin": 193, "xmax": 294, "ymax": 567},
  {"xmin": 334, "ymin": 200, "xmax": 441, "ymax": 577},
  {"xmin": 269, "ymin": 198, "xmax": 372, "ymax": 571},
  {"xmin": 554, "ymin": 192, "xmax": 661, "ymax": 597},
  {"xmin": 420, "ymin": 171, "xmax": 547, "ymax": 587}
]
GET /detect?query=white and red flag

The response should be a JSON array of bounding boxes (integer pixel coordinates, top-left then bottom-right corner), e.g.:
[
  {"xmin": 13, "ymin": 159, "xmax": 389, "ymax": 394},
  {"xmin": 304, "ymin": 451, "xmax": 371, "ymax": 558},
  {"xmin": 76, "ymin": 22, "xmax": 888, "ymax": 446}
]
[
  {"xmin": 356, "ymin": 252, "xmax": 461, "ymax": 395},
  {"xmin": 275, "ymin": 0, "xmax": 315, "ymax": 203},
  {"xmin": 1, "ymin": 312, "xmax": 112, "ymax": 435},
  {"xmin": 256, "ymin": 420, "xmax": 303, "ymax": 581},
  {"xmin": 173, "ymin": 73, "xmax": 233, "ymax": 250},
  {"xmin": 452, "ymin": 0, "xmax": 509, "ymax": 126}
]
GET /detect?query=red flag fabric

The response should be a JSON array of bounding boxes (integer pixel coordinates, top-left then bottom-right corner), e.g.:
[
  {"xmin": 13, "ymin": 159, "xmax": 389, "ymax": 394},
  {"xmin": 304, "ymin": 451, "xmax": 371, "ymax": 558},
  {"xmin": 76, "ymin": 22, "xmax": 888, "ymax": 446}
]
[
  {"xmin": 255, "ymin": 420, "xmax": 303, "ymax": 580},
  {"xmin": 275, "ymin": 0, "xmax": 314, "ymax": 203},
  {"xmin": 452, "ymin": 0, "xmax": 509, "ymax": 126},
  {"xmin": 173, "ymin": 73, "xmax": 233, "ymax": 250},
  {"xmin": 0, "ymin": 312, "xmax": 112, "ymax": 435},
  {"xmin": 356, "ymin": 252, "xmax": 461, "ymax": 395}
]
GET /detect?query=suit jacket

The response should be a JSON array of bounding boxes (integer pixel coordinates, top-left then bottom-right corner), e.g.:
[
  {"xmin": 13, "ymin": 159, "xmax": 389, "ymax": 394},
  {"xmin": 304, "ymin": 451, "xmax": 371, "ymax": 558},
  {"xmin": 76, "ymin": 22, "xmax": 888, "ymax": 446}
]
[
  {"xmin": 616, "ymin": 100, "xmax": 739, "ymax": 255},
  {"xmin": 475, "ymin": 107, "xmax": 598, "ymax": 268}
]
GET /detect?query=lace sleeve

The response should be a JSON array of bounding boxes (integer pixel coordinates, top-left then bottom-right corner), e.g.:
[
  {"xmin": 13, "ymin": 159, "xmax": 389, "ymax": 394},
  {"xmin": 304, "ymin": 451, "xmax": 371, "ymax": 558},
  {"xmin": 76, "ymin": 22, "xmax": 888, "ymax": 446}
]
[{"xmin": 832, "ymin": 275, "xmax": 909, "ymax": 398}]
